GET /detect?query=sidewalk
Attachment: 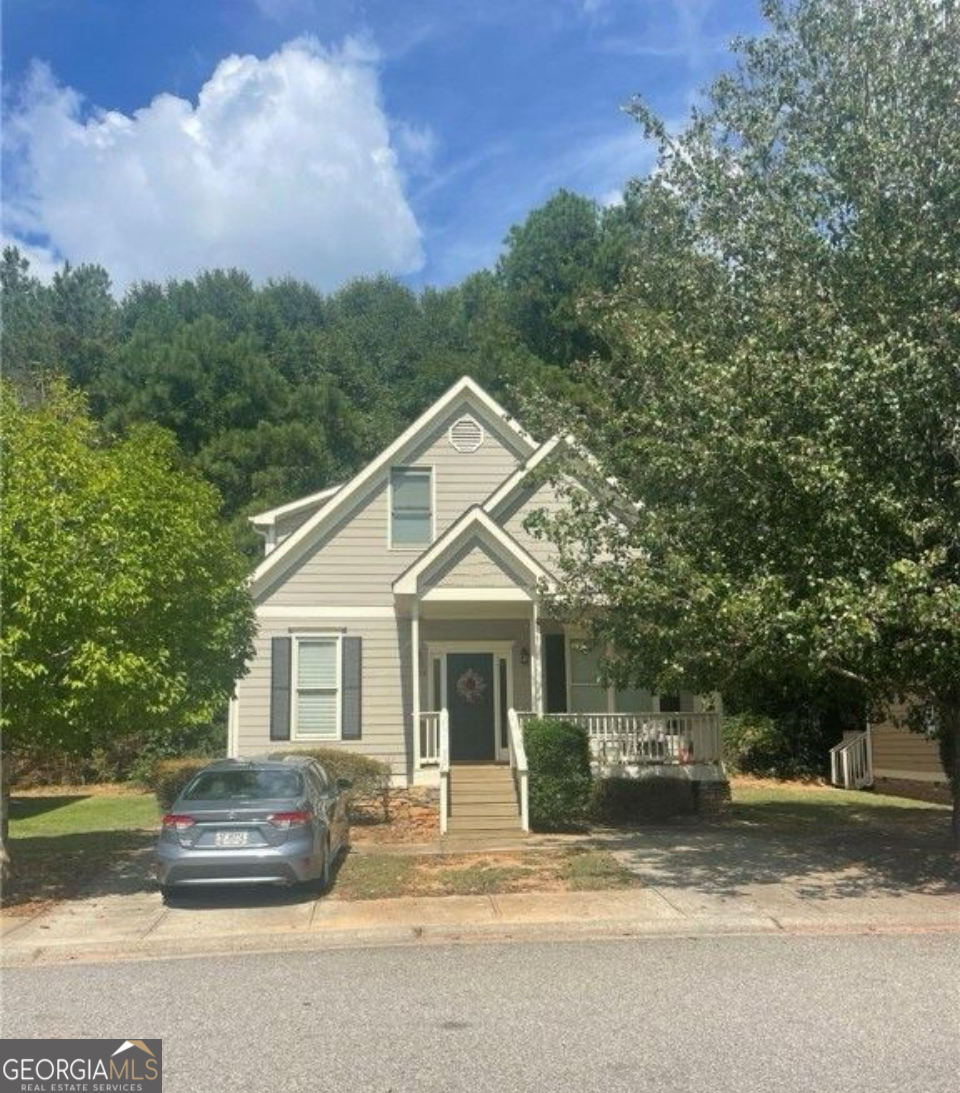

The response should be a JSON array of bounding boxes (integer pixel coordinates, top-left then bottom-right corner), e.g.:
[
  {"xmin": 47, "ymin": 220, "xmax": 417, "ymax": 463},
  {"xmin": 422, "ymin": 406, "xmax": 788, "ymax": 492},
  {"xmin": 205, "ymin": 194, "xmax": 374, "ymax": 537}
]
[{"xmin": 3, "ymin": 864, "xmax": 957, "ymax": 967}]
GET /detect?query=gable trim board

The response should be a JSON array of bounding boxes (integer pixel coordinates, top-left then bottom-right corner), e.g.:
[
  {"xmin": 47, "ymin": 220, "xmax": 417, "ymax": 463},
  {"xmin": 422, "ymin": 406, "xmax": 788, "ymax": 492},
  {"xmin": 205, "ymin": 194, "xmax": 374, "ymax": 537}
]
[
  {"xmin": 249, "ymin": 483, "xmax": 343, "ymax": 528},
  {"xmin": 483, "ymin": 436, "xmax": 563, "ymax": 516},
  {"xmin": 250, "ymin": 377, "xmax": 537, "ymax": 601},
  {"xmin": 393, "ymin": 506, "xmax": 554, "ymax": 597}
]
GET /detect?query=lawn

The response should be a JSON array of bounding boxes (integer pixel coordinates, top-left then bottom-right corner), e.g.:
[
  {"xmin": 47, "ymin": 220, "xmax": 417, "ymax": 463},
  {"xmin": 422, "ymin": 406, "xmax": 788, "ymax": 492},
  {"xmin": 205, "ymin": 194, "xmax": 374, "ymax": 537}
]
[
  {"xmin": 728, "ymin": 777, "xmax": 950, "ymax": 838},
  {"xmin": 3, "ymin": 788, "xmax": 160, "ymax": 914},
  {"xmin": 333, "ymin": 848, "xmax": 639, "ymax": 901}
]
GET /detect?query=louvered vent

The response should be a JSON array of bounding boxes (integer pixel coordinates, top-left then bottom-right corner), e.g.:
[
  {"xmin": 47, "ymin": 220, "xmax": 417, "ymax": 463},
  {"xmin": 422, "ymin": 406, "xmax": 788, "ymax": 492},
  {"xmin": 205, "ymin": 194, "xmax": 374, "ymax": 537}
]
[{"xmin": 448, "ymin": 416, "xmax": 485, "ymax": 453}]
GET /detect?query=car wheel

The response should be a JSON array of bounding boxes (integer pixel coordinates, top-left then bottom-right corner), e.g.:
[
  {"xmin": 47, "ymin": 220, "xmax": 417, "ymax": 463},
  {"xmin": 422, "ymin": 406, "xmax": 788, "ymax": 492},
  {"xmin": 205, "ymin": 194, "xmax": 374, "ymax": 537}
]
[{"xmin": 159, "ymin": 885, "xmax": 175, "ymax": 904}]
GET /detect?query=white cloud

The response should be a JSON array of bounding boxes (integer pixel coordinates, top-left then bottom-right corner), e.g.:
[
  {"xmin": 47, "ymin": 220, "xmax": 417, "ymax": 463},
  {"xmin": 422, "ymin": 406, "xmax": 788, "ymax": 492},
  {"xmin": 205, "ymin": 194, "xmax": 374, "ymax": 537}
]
[{"xmin": 3, "ymin": 37, "xmax": 424, "ymax": 291}]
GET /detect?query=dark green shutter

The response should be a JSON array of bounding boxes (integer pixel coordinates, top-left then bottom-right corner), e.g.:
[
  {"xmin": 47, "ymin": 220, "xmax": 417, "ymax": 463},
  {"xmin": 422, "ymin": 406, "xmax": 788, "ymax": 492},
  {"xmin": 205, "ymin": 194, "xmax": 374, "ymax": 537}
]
[
  {"xmin": 544, "ymin": 633, "xmax": 568, "ymax": 713},
  {"xmin": 342, "ymin": 636, "xmax": 362, "ymax": 740},
  {"xmin": 270, "ymin": 637, "xmax": 292, "ymax": 741}
]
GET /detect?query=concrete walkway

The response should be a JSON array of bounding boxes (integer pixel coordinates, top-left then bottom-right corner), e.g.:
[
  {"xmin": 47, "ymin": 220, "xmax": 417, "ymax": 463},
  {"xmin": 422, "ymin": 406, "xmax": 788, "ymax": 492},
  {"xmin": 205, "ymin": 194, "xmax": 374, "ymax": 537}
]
[{"xmin": 3, "ymin": 826, "xmax": 957, "ymax": 966}]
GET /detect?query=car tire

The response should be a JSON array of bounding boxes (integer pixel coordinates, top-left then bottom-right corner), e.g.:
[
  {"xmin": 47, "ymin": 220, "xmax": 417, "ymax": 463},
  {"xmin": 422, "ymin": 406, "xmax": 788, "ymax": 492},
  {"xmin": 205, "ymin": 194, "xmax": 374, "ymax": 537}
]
[{"xmin": 159, "ymin": 885, "xmax": 175, "ymax": 904}]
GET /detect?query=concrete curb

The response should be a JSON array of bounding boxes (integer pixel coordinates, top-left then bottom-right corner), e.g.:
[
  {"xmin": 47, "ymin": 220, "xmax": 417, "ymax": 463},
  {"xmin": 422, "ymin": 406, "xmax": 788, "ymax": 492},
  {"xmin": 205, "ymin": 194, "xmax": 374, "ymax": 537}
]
[{"xmin": 4, "ymin": 908, "xmax": 958, "ymax": 969}]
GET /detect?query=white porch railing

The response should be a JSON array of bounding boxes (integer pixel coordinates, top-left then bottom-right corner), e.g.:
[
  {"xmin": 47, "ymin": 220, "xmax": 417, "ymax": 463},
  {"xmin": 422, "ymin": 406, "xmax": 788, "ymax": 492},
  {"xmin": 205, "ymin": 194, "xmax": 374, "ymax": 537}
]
[
  {"xmin": 516, "ymin": 711, "xmax": 723, "ymax": 766},
  {"xmin": 830, "ymin": 730, "xmax": 873, "ymax": 789},
  {"xmin": 438, "ymin": 708, "xmax": 450, "ymax": 834},
  {"xmin": 507, "ymin": 708, "xmax": 530, "ymax": 832},
  {"xmin": 418, "ymin": 710, "xmax": 442, "ymax": 768}
]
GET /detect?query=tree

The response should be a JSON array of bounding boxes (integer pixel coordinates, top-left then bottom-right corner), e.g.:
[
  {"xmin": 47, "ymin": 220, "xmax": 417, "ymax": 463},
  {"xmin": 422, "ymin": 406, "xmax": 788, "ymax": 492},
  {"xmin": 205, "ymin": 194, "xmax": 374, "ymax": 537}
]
[
  {"xmin": 0, "ymin": 382, "xmax": 256, "ymax": 870},
  {"xmin": 532, "ymin": 0, "xmax": 960, "ymax": 839}
]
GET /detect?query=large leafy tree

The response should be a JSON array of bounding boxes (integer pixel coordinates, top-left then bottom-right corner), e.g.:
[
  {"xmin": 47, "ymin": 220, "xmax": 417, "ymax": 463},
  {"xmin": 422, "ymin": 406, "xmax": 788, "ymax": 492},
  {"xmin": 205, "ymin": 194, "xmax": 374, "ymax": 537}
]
[
  {"xmin": 533, "ymin": 0, "xmax": 960, "ymax": 838},
  {"xmin": 0, "ymin": 382, "xmax": 256, "ymax": 867}
]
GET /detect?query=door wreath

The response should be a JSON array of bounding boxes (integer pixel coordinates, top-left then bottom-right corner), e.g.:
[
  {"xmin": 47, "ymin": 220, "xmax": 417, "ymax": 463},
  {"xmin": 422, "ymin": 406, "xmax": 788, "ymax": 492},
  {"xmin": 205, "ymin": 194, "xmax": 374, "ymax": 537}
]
[{"xmin": 456, "ymin": 668, "xmax": 487, "ymax": 704}]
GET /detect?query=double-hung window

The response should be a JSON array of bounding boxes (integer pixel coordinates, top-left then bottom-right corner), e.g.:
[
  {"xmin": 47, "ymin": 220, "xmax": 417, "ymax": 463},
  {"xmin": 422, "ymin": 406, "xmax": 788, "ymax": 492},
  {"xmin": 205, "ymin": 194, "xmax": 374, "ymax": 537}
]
[
  {"xmin": 390, "ymin": 467, "xmax": 432, "ymax": 547},
  {"xmin": 294, "ymin": 636, "xmax": 340, "ymax": 738}
]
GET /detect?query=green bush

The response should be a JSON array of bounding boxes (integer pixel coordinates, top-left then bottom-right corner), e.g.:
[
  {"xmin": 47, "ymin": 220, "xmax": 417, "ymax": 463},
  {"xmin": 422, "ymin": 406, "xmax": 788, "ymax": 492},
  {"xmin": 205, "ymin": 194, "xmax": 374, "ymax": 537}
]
[
  {"xmin": 523, "ymin": 717, "xmax": 592, "ymax": 831},
  {"xmin": 269, "ymin": 747, "xmax": 392, "ymax": 821},
  {"xmin": 722, "ymin": 712, "xmax": 837, "ymax": 779},
  {"xmin": 145, "ymin": 758, "xmax": 212, "ymax": 811},
  {"xmin": 590, "ymin": 776, "xmax": 696, "ymax": 825}
]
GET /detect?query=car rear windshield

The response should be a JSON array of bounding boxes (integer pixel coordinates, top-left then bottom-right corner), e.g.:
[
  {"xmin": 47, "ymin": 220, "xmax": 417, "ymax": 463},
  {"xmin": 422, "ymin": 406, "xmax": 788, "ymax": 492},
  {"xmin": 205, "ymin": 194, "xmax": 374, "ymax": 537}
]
[{"xmin": 181, "ymin": 769, "xmax": 304, "ymax": 801}]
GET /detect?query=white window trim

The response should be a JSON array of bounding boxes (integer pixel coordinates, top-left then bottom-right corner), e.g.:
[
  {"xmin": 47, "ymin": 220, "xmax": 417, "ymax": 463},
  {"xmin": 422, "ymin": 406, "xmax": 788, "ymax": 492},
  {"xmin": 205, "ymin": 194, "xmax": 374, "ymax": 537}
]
[
  {"xmin": 291, "ymin": 632, "xmax": 342, "ymax": 741},
  {"xmin": 563, "ymin": 633, "xmax": 664, "ymax": 714},
  {"xmin": 388, "ymin": 465, "xmax": 436, "ymax": 551},
  {"xmin": 425, "ymin": 641, "xmax": 515, "ymax": 762}
]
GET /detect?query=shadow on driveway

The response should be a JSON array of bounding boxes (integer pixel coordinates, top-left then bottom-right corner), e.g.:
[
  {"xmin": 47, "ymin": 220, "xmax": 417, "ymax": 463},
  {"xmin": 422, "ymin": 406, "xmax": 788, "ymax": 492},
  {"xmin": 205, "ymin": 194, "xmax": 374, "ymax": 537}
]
[{"xmin": 596, "ymin": 804, "xmax": 959, "ymax": 904}]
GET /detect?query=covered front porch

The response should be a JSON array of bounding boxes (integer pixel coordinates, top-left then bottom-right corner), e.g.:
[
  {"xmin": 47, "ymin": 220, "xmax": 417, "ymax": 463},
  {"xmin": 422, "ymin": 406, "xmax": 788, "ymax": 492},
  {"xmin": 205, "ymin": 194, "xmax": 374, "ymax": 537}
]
[{"xmin": 405, "ymin": 597, "xmax": 723, "ymax": 835}]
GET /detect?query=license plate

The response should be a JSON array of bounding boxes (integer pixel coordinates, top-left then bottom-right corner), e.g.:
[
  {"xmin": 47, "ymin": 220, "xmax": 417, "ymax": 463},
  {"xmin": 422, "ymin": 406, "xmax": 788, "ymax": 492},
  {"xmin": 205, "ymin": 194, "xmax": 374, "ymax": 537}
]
[{"xmin": 213, "ymin": 831, "xmax": 249, "ymax": 847}]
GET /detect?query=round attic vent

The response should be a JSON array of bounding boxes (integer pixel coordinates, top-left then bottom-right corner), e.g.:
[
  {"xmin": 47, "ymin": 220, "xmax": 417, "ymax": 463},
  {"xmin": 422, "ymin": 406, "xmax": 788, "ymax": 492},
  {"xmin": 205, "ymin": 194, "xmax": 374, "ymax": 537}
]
[{"xmin": 448, "ymin": 415, "xmax": 485, "ymax": 453}]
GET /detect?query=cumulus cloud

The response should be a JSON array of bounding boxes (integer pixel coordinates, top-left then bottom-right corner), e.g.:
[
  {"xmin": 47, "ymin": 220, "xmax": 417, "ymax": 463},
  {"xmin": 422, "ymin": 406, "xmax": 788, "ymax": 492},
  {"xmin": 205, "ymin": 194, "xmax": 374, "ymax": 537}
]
[{"xmin": 3, "ymin": 38, "xmax": 424, "ymax": 291}]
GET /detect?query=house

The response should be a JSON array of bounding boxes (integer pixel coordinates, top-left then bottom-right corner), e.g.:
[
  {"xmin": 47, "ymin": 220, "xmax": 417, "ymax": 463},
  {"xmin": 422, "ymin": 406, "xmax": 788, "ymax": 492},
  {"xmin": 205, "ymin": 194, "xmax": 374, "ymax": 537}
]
[
  {"xmin": 830, "ymin": 704, "xmax": 949, "ymax": 802},
  {"xmin": 231, "ymin": 377, "xmax": 727, "ymax": 837}
]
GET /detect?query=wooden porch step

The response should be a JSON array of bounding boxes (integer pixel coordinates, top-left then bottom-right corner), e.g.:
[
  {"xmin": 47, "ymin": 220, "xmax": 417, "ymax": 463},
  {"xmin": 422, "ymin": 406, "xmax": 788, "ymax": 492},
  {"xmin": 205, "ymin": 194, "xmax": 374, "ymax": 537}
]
[
  {"xmin": 451, "ymin": 791, "xmax": 517, "ymax": 806},
  {"xmin": 445, "ymin": 815, "xmax": 523, "ymax": 832},
  {"xmin": 450, "ymin": 767, "xmax": 514, "ymax": 783},
  {"xmin": 450, "ymin": 801, "xmax": 520, "ymax": 819}
]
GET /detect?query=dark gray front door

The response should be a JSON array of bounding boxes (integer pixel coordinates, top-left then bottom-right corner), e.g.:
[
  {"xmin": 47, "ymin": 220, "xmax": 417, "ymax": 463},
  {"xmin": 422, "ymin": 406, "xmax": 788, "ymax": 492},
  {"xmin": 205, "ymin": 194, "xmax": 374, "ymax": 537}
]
[{"xmin": 447, "ymin": 652, "xmax": 496, "ymax": 762}]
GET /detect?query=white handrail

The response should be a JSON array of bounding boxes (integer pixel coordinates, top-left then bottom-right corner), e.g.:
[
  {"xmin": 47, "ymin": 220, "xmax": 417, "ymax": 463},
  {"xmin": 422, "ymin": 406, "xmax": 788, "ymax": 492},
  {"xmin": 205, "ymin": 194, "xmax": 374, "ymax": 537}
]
[
  {"xmin": 438, "ymin": 708, "xmax": 450, "ymax": 834},
  {"xmin": 507, "ymin": 708, "xmax": 530, "ymax": 832},
  {"xmin": 520, "ymin": 711, "xmax": 723, "ymax": 765},
  {"xmin": 418, "ymin": 710, "xmax": 442, "ymax": 767},
  {"xmin": 829, "ymin": 730, "xmax": 873, "ymax": 789}
]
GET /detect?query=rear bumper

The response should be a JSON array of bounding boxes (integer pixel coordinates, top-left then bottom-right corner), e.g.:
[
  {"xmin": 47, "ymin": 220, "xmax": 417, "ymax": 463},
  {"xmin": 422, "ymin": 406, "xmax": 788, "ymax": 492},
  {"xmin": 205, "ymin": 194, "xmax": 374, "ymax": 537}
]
[{"xmin": 156, "ymin": 842, "xmax": 322, "ymax": 888}]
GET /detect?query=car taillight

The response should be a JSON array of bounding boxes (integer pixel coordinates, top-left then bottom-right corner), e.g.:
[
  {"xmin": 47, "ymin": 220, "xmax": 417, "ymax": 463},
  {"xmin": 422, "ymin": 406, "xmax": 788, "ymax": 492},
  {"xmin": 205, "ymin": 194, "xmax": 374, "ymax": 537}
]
[
  {"xmin": 162, "ymin": 814, "xmax": 196, "ymax": 831},
  {"xmin": 267, "ymin": 810, "xmax": 310, "ymax": 829}
]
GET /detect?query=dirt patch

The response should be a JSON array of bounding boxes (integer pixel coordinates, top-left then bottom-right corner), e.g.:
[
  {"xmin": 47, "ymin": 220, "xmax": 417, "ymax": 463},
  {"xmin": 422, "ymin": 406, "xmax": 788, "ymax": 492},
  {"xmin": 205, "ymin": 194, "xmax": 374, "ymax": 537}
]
[
  {"xmin": 349, "ymin": 787, "xmax": 440, "ymax": 844},
  {"xmin": 332, "ymin": 848, "xmax": 639, "ymax": 901},
  {"xmin": 13, "ymin": 782, "xmax": 149, "ymax": 798}
]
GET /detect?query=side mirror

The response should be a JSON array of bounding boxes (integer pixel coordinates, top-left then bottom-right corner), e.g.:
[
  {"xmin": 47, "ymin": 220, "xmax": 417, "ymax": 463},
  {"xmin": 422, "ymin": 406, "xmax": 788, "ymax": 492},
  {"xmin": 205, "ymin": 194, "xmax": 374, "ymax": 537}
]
[{"xmin": 336, "ymin": 777, "xmax": 353, "ymax": 791}]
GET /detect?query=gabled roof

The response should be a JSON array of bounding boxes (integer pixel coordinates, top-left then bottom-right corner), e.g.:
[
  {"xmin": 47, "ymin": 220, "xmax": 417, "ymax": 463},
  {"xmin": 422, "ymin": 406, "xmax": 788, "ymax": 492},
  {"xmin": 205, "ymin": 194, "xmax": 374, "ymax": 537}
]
[
  {"xmin": 249, "ymin": 484, "xmax": 342, "ymax": 528},
  {"xmin": 250, "ymin": 376, "xmax": 537, "ymax": 599},
  {"xmin": 393, "ymin": 506, "xmax": 554, "ymax": 596},
  {"xmin": 482, "ymin": 435, "xmax": 563, "ymax": 517}
]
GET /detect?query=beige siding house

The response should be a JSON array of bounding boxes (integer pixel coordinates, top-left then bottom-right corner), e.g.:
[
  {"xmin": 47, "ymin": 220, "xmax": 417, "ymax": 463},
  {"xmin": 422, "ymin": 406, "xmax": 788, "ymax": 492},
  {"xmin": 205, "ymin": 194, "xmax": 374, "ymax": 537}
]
[{"xmin": 232, "ymin": 378, "xmax": 724, "ymax": 834}]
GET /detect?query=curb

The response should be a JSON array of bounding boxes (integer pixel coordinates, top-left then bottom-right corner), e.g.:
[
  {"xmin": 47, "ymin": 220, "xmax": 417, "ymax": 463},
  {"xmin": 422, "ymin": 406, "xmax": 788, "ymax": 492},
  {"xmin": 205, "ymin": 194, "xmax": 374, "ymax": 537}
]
[{"xmin": 4, "ymin": 912, "xmax": 958, "ymax": 969}]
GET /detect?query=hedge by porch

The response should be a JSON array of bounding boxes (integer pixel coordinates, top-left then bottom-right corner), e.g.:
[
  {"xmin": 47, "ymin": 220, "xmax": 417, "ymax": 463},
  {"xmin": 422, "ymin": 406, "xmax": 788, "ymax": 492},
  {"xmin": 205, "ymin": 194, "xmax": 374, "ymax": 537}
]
[{"xmin": 523, "ymin": 717, "xmax": 592, "ymax": 831}]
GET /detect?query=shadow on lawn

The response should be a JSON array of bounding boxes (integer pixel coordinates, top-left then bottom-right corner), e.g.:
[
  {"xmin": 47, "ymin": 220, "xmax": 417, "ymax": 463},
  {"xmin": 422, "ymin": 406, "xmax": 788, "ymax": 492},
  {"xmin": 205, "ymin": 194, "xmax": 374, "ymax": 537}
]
[
  {"xmin": 5, "ymin": 829, "xmax": 157, "ymax": 910},
  {"xmin": 8, "ymin": 795, "xmax": 89, "ymax": 821},
  {"xmin": 597, "ymin": 801, "xmax": 959, "ymax": 902}
]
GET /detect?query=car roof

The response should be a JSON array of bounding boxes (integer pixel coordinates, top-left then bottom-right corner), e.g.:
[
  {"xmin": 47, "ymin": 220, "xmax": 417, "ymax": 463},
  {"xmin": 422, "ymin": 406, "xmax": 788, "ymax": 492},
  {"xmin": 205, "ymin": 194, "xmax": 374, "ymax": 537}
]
[{"xmin": 195, "ymin": 756, "xmax": 321, "ymax": 772}]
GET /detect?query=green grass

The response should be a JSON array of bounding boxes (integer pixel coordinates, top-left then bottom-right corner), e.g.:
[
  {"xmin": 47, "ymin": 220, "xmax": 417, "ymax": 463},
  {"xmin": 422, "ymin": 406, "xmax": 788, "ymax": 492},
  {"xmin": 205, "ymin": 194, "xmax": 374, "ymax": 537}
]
[
  {"xmin": 333, "ymin": 848, "xmax": 640, "ymax": 901},
  {"xmin": 560, "ymin": 848, "xmax": 640, "ymax": 891},
  {"xmin": 9, "ymin": 792, "xmax": 160, "ymax": 838},
  {"xmin": 729, "ymin": 780, "xmax": 949, "ymax": 837}
]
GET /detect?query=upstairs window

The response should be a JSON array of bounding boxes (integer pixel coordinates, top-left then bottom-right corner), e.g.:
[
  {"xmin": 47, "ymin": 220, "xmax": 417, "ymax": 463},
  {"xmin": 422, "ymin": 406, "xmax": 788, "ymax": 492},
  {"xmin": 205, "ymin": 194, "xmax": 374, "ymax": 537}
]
[{"xmin": 390, "ymin": 467, "xmax": 432, "ymax": 547}]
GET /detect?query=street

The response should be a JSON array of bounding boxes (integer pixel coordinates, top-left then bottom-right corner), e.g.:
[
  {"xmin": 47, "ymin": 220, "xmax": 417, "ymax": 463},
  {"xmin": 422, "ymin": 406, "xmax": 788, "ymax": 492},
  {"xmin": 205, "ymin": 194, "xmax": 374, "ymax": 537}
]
[{"xmin": 2, "ymin": 933, "xmax": 958, "ymax": 1093}]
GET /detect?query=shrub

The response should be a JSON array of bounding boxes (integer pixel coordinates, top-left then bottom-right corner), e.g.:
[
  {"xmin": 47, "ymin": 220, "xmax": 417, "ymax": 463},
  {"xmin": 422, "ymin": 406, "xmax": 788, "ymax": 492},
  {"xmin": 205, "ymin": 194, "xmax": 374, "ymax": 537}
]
[
  {"xmin": 269, "ymin": 747, "xmax": 392, "ymax": 821},
  {"xmin": 523, "ymin": 717, "xmax": 592, "ymax": 831},
  {"xmin": 590, "ymin": 776, "xmax": 696, "ymax": 825},
  {"xmin": 145, "ymin": 758, "xmax": 212, "ymax": 811},
  {"xmin": 722, "ymin": 711, "xmax": 837, "ymax": 779}
]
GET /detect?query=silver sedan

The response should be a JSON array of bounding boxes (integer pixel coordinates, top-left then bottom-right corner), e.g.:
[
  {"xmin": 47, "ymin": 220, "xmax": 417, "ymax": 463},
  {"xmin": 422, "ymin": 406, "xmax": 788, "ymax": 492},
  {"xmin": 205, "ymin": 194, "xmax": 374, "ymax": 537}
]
[{"xmin": 155, "ymin": 756, "xmax": 349, "ymax": 899}]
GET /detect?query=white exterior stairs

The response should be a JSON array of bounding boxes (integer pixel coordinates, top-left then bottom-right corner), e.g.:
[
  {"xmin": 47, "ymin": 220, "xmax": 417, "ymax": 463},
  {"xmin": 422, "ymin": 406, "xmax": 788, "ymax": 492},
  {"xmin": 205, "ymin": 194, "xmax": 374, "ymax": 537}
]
[{"xmin": 443, "ymin": 764, "xmax": 525, "ymax": 844}]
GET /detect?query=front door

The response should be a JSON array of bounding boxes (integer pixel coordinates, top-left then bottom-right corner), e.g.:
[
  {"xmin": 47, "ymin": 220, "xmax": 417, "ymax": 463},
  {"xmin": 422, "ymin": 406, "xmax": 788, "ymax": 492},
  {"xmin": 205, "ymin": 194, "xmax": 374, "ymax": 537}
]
[{"xmin": 447, "ymin": 652, "xmax": 496, "ymax": 762}]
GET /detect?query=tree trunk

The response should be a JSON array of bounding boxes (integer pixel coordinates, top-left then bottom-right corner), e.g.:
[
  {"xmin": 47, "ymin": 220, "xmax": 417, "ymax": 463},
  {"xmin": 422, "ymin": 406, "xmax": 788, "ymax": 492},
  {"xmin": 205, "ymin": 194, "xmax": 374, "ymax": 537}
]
[
  {"xmin": 936, "ymin": 701, "xmax": 960, "ymax": 849},
  {"xmin": 1, "ymin": 751, "xmax": 11, "ymax": 884}
]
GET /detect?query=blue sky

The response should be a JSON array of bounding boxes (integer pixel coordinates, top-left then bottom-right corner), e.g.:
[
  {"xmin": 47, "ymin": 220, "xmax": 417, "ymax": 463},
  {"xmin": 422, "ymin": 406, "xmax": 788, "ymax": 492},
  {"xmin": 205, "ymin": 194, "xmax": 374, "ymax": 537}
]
[{"xmin": 3, "ymin": 0, "xmax": 764, "ymax": 293}]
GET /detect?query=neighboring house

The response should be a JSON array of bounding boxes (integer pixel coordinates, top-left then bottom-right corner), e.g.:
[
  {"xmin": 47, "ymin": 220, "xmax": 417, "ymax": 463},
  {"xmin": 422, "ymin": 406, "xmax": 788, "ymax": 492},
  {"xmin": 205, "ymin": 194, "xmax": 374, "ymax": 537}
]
[
  {"xmin": 829, "ymin": 704, "xmax": 948, "ymax": 800},
  {"xmin": 232, "ymin": 377, "xmax": 725, "ymax": 837}
]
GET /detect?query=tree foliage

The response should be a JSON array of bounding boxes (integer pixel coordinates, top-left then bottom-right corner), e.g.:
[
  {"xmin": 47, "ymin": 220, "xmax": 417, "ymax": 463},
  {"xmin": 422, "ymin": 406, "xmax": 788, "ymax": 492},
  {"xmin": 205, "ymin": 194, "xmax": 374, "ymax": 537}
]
[
  {"xmin": 531, "ymin": 0, "xmax": 960, "ymax": 833},
  {"xmin": 0, "ymin": 382, "xmax": 256, "ymax": 757}
]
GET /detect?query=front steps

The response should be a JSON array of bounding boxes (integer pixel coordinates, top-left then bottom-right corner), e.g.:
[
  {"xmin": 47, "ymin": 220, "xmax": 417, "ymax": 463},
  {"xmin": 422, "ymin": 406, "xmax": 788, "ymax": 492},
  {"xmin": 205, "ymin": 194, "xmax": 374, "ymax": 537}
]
[{"xmin": 444, "ymin": 764, "xmax": 525, "ymax": 845}]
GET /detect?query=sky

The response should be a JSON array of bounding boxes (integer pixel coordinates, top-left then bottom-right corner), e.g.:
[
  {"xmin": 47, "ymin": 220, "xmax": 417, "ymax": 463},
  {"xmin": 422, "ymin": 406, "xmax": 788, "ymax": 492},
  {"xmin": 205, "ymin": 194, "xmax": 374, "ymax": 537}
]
[{"xmin": 2, "ymin": 0, "xmax": 764, "ymax": 294}]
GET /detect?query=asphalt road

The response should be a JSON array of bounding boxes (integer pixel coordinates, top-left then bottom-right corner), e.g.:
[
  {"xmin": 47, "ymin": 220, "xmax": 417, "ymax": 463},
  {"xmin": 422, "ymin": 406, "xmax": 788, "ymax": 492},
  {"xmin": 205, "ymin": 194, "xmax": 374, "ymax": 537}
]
[{"xmin": 3, "ymin": 934, "xmax": 959, "ymax": 1093}]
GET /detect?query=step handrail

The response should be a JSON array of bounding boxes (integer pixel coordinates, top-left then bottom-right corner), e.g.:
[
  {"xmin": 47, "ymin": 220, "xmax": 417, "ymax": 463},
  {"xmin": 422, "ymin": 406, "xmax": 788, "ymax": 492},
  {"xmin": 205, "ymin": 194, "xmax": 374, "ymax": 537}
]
[
  {"xmin": 439, "ymin": 708, "xmax": 450, "ymax": 834},
  {"xmin": 507, "ymin": 707, "xmax": 530, "ymax": 832}
]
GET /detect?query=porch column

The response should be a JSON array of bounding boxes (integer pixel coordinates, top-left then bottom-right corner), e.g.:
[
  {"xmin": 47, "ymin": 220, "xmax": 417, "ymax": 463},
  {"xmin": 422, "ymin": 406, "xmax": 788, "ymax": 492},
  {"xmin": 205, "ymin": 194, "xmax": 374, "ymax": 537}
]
[
  {"xmin": 530, "ymin": 599, "xmax": 544, "ymax": 716},
  {"xmin": 411, "ymin": 600, "xmax": 421, "ymax": 768}
]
